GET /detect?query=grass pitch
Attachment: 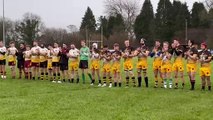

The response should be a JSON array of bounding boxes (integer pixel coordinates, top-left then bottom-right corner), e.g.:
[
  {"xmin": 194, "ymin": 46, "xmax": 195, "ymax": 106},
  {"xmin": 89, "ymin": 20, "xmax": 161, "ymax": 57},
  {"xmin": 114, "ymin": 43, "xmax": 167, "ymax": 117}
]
[{"xmin": 0, "ymin": 58, "xmax": 213, "ymax": 120}]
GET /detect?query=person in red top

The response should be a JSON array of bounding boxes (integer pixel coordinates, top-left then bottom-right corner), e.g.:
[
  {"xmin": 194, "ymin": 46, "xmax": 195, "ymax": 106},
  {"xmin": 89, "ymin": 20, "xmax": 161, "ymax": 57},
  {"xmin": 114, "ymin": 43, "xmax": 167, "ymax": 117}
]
[{"xmin": 198, "ymin": 42, "xmax": 212, "ymax": 91}]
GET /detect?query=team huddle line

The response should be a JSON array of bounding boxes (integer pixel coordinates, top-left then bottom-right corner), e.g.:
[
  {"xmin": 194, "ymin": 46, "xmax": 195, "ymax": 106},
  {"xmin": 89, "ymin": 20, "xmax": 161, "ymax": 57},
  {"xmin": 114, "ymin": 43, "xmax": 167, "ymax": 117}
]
[{"xmin": 0, "ymin": 39, "xmax": 211, "ymax": 91}]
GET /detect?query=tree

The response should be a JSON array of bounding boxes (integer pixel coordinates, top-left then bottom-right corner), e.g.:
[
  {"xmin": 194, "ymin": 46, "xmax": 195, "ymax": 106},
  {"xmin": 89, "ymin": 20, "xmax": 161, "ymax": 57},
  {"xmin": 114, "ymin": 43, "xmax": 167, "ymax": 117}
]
[
  {"xmin": 155, "ymin": 0, "xmax": 173, "ymax": 42},
  {"xmin": 80, "ymin": 7, "xmax": 96, "ymax": 39},
  {"xmin": 134, "ymin": 0, "xmax": 154, "ymax": 45},
  {"xmin": 97, "ymin": 16, "xmax": 109, "ymax": 39},
  {"xmin": 15, "ymin": 13, "xmax": 43, "ymax": 44},
  {"xmin": 104, "ymin": 0, "xmax": 140, "ymax": 39},
  {"xmin": 204, "ymin": 0, "xmax": 213, "ymax": 10},
  {"xmin": 191, "ymin": 2, "xmax": 209, "ymax": 28},
  {"xmin": 107, "ymin": 13, "xmax": 125, "ymax": 36},
  {"xmin": 0, "ymin": 18, "xmax": 16, "ymax": 45}
]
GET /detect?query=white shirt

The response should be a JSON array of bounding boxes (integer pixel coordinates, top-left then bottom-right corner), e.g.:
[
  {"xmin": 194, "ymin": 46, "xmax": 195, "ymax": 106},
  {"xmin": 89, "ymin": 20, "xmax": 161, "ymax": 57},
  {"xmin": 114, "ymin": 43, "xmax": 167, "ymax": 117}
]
[
  {"xmin": 69, "ymin": 48, "xmax": 79, "ymax": 60},
  {"xmin": 31, "ymin": 46, "xmax": 40, "ymax": 55},
  {"xmin": 8, "ymin": 47, "xmax": 17, "ymax": 55}
]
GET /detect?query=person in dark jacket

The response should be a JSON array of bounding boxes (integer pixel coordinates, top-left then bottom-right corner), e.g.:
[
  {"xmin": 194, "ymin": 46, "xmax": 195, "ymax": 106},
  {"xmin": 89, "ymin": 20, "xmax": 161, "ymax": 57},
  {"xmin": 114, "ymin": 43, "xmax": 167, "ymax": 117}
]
[
  {"xmin": 59, "ymin": 44, "xmax": 69, "ymax": 82},
  {"xmin": 16, "ymin": 43, "xmax": 26, "ymax": 79}
]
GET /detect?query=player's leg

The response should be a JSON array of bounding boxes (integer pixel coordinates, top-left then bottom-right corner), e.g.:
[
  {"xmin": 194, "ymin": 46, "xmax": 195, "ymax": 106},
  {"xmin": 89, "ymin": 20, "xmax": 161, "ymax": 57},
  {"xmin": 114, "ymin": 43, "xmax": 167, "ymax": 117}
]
[
  {"xmin": 201, "ymin": 75, "xmax": 206, "ymax": 90},
  {"xmin": 91, "ymin": 68, "xmax": 95, "ymax": 85},
  {"xmin": 108, "ymin": 71, "xmax": 112, "ymax": 88},
  {"xmin": 207, "ymin": 76, "xmax": 211, "ymax": 91},
  {"xmin": 56, "ymin": 65, "xmax": 61, "ymax": 83},
  {"xmin": 2, "ymin": 61, "xmax": 6, "ymax": 79},
  {"xmin": 113, "ymin": 71, "xmax": 117, "ymax": 87},
  {"xmin": 154, "ymin": 69, "xmax": 159, "ymax": 88},
  {"xmin": 102, "ymin": 71, "xmax": 107, "ymax": 87},
  {"xmin": 180, "ymin": 71, "xmax": 185, "ymax": 88},
  {"xmin": 168, "ymin": 72, "xmax": 173, "ymax": 89},
  {"xmin": 96, "ymin": 69, "xmax": 101, "ymax": 86},
  {"xmin": 129, "ymin": 71, "xmax": 136, "ymax": 87},
  {"xmin": 190, "ymin": 71, "xmax": 196, "ymax": 90},
  {"xmin": 125, "ymin": 71, "xmax": 130, "ymax": 87},
  {"xmin": 117, "ymin": 72, "xmax": 122, "ymax": 87},
  {"xmin": 174, "ymin": 70, "xmax": 178, "ymax": 89},
  {"xmin": 75, "ymin": 69, "xmax": 80, "ymax": 84},
  {"xmin": 143, "ymin": 69, "xmax": 148, "ymax": 87},
  {"xmin": 137, "ymin": 68, "xmax": 142, "ymax": 87}
]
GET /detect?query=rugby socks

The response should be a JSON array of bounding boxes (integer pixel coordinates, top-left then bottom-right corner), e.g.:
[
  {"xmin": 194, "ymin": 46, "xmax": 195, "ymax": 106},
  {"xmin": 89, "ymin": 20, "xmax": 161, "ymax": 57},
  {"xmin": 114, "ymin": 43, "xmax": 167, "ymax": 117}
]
[
  {"xmin": 202, "ymin": 86, "xmax": 205, "ymax": 90},
  {"xmin": 138, "ymin": 77, "xmax": 142, "ymax": 87},
  {"xmin": 114, "ymin": 82, "xmax": 117, "ymax": 87},
  {"xmin": 182, "ymin": 83, "xmax": 185, "ymax": 88},
  {"xmin": 154, "ymin": 77, "xmax": 158, "ymax": 88},
  {"xmin": 29, "ymin": 72, "xmax": 32, "ymax": 79},
  {"xmin": 82, "ymin": 74, "xmax": 85, "ymax": 84},
  {"xmin": 40, "ymin": 72, "xmax": 44, "ymax": 80},
  {"xmin": 71, "ymin": 78, "xmax": 74, "ymax": 83},
  {"xmin": 45, "ymin": 73, "xmax": 48, "ymax": 80},
  {"xmin": 164, "ymin": 79, "xmax": 167, "ymax": 88},
  {"xmin": 119, "ymin": 82, "xmax": 122, "ymax": 87},
  {"xmin": 190, "ymin": 80, "xmax": 195, "ymax": 90},
  {"xmin": 169, "ymin": 79, "xmax": 173, "ymax": 88},
  {"xmin": 91, "ymin": 79, "xmax": 95, "ymax": 84},
  {"xmin": 175, "ymin": 83, "xmax": 178, "ymax": 89},
  {"xmin": 126, "ymin": 77, "xmax": 129, "ymax": 87},
  {"xmin": 76, "ymin": 78, "xmax": 79, "ymax": 83},
  {"xmin": 57, "ymin": 73, "xmax": 61, "ymax": 81},
  {"xmin": 109, "ymin": 77, "xmax": 112, "ymax": 84},
  {"xmin": 25, "ymin": 72, "xmax": 28, "ymax": 79},
  {"xmin": 98, "ymin": 80, "xmax": 102, "ymax": 84},
  {"xmin": 103, "ymin": 77, "xmax": 107, "ymax": 84},
  {"xmin": 208, "ymin": 86, "xmax": 211, "ymax": 91},
  {"xmin": 87, "ymin": 73, "xmax": 93, "ymax": 81},
  {"xmin": 132, "ymin": 77, "xmax": 136, "ymax": 87},
  {"xmin": 145, "ymin": 77, "xmax": 149, "ymax": 87},
  {"xmin": 53, "ymin": 73, "xmax": 56, "ymax": 81}
]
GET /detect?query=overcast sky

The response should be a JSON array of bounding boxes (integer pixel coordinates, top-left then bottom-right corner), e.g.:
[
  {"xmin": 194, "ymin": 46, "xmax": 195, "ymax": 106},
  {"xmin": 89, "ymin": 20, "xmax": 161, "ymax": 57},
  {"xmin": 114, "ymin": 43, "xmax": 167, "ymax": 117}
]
[{"xmin": 0, "ymin": 0, "xmax": 199, "ymax": 29}]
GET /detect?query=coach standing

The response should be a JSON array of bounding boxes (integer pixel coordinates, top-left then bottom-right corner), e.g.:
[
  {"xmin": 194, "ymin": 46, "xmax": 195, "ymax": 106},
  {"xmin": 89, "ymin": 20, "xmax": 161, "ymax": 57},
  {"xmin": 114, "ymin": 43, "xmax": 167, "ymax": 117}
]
[
  {"xmin": 79, "ymin": 40, "xmax": 92, "ymax": 84},
  {"xmin": 16, "ymin": 43, "xmax": 26, "ymax": 79}
]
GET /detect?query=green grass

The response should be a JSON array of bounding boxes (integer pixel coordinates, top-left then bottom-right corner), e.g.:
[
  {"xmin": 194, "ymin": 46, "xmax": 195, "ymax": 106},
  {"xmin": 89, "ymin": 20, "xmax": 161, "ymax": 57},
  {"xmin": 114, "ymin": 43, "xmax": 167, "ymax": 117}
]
[{"xmin": 0, "ymin": 58, "xmax": 213, "ymax": 120}]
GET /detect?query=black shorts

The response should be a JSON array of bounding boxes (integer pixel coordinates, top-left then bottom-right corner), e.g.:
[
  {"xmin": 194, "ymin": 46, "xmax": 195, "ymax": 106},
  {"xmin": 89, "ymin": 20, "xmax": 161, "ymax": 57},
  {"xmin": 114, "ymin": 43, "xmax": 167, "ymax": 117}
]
[
  {"xmin": 17, "ymin": 60, "xmax": 24, "ymax": 69},
  {"xmin": 52, "ymin": 62, "xmax": 60, "ymax": 67},
  {"xmin": 0, "ymin": 60, "xmax": 6, "ymax": 65},
  {"xmin": 60, "ymin": 64, "xmax": 68, "ymax": 71},
  {"xmin": 79, "ymin": 60, "xmax": 88, "ymax": 69},
  {"xmin": 40, "ymin": 61, "xmax": 47, "ymax": 68}
]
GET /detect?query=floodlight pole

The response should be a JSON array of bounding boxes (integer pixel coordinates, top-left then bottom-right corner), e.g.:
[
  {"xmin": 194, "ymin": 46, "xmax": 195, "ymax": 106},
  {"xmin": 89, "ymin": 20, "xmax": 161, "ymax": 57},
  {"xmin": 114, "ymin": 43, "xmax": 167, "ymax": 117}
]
[{"xmin": 2, "ymin": 0, "xmax": 5, "ymax": 46}]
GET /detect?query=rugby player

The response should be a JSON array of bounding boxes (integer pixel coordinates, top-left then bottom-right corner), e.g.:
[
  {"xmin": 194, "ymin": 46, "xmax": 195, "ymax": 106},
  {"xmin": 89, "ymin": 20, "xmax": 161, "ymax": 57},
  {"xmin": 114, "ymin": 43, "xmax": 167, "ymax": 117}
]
[{"xmin": 7, "ymin": 41, "xmax": 18, "ymax": 79}]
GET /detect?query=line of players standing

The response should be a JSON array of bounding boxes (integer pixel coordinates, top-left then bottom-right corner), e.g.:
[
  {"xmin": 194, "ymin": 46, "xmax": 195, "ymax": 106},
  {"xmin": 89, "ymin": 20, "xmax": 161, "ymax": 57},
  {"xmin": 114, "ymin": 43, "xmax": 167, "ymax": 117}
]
[{"xmin": 0, "ymin": 39, "xmax": 211, "ymax": 91}]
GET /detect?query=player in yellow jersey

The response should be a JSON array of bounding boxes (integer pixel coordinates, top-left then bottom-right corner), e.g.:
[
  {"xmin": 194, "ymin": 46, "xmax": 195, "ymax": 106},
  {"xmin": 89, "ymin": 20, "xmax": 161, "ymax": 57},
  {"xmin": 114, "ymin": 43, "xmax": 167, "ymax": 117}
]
[
  {"xmin": 68, "ymin": 44, "xmax": 80, "ymax": 83},
  {"xmin": 135, "ymin": 39, "xmax": 150, "ymax": 88},
  {"xmin": 7, "ymin": 41, "xmax": 18, "ymax": 79},
  {"xmin": 0, "ymin": 41, "xmax": 7, "ymax": 79},
  {"xmin": 161, "ymin": 42, "xmax": 173, "ymax": 89},
  {"xmin": 111, "ymin": 43, "xmax": 122, "ymax": 87},
  {"xmin": 101, "ymin": 45, "xmax": 112, "ymax": 88},
  {"xmin": 172, "ymin": 40, "xmax": 185, "ymax": 89},
  {"xmin": 199, "ymin": 42, "xmax": 212, "ymax": 91},
  {"xmin": 31, "ymin": 41, "xmax": 40, "ymax": 80},
  {"xmin": 150, "ymin": 40, "xmax": 163, "ymax": 88},
  {"xmin": 51, "ymin": 42, "xmax": 61, "ymax": 83},
  {"xmin": 123, "ymin": 40, "xmax": 136, "ymax": 87},
  {"xmin": 185, "ymin": 40, "xmax": 198, "ymax": 90},
  {"xmin": 39, "ymin": 43, "xmax": 48, "ymax": 80},
  {"xmin": 90, "ymin": 43, "xmax": 101, "ymax": 86},
  {"xmin": 23, "ymin": 45, "xmax": 32, "ymax": 79}
]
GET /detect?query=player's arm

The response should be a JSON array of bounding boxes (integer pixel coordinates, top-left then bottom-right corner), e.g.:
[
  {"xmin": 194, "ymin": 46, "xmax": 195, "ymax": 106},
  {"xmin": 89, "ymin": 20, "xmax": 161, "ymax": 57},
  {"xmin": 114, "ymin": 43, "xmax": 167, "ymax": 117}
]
[
  {"xmin": 204, "ymin": 52, "xmax": 212, "ymax": 63},
  {"xmin": 142, "ymin": 49, "xmax": 150, "ymax": 57}
]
